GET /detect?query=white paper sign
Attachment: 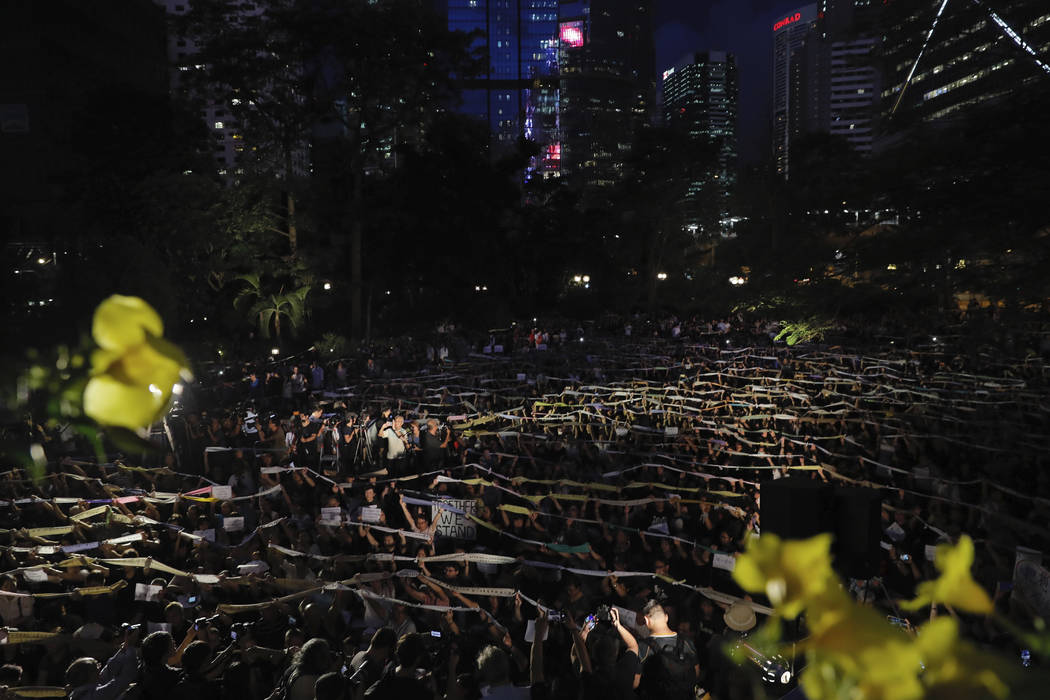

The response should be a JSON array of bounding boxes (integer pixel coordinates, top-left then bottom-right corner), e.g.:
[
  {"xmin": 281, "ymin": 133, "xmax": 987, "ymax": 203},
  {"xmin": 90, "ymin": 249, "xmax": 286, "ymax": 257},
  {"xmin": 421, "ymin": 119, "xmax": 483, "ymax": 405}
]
[
  {"xmin": 885, "ymin": 522, "xmax": 906, "ymax": 542},
  {"xmin": 135, "ymin": 583, "xmax": 163, "ymax": 602},
  {"xmin": 360, "ymin": 506, "xmax": 382, "ymax": 524},
  {"xmin": 211, "ymin": 486, "xmax": 233, "ymax": 500},
  {"xmin": 712, "ymin": 553, "xmax": 737, "ymax": 572},
  {"xmin": 223, "ymin": 517, "xmax": 245, "ymax": 532},
  {"xmin": 524, "ymin": 618, "xmax": 549, "ymax": 643},
  {"xmin": 664, "ymin": 426, "xmax": 679, "ymax": 436},
  {"xmin": 321, "ymin": 507, "xmax": 344, "ymax": 523},
  {"xmin": 193, "ymin": 574, "xmax": 221, "ymax": 584},
  {"xmin": 147, "ymin": 622, "xmax": 172, "ymax": 634},
  {"xmin": 925, "ymin": 544, "xmax": 938, "ymax": 562},
  {"xmin": 432, "ymin": 499, "xmax": 478, "ymax": 539}
]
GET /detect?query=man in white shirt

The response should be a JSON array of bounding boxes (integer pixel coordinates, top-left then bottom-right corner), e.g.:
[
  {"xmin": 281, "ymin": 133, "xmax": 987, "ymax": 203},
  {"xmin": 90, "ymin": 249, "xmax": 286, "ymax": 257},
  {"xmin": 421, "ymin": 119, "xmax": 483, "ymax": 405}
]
[{"xmin": 378, "ymin": 415, "xmax": 409, "ymax": 475}]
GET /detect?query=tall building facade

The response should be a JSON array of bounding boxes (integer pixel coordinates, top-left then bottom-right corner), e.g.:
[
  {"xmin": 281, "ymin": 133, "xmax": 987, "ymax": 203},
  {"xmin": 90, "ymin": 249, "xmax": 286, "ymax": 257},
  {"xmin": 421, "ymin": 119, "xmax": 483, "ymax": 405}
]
[
  {"xmin": 881, "ymin": 0, "xmax": 1050, "ymax": 128},
  {"xmin": 772, "ymin": 4, "xmax": 818, "ymax": 178},
  {"xmin": 156, "ymin": 0, "xmax": 243, "ymax": 175},
  {"xmin": 558, "ymin": 0, "xmax": 655, "ymax": 191},
  {"xmin": 662, "ymin": 51, "xmax": 738, "ymax": 234},
  {"xmin": 826, "ymin": 36, "xmax": 878, "ymax": 154},
  {"xmin": 447, "ymin": 0, "xmax": 560, "ymax": 167}
]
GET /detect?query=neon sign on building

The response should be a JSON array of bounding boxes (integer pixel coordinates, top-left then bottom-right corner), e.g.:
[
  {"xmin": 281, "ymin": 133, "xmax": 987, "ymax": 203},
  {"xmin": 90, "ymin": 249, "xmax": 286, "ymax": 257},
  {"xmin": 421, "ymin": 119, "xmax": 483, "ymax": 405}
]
[
  {"xmin": 560, "ymin": 21, "xmax": 584, "ymax": 48},
  {"xmin": 773, "ymin": 12, "xmax": 802, "ymax": 31}
]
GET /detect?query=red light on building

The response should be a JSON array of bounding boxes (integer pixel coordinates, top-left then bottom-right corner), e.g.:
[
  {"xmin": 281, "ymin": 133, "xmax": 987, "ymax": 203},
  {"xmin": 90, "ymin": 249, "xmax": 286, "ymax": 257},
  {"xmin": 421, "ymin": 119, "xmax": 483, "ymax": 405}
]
[
  {"xmin": 773, "ymin": 12, "xmax": 802, "ymax": 31},
  {"xmin": 560, "ymin": 21, "xmax": 584, "ymax": 48},
  {"xmin": 547, "ymin": 142, "xmax": 561, "ymax": 160}
]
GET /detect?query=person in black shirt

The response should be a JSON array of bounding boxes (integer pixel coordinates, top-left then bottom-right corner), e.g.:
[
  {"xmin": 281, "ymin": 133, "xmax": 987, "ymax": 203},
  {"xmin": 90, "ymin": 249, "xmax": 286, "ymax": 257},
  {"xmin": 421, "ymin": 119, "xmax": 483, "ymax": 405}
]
[
  {"xmin": 364, "ymin": 633, "xmax": 436, "ymax": 700},
  {"xmin": 420, "ymin": 420, "xmax": 449, "ymax": 471}
]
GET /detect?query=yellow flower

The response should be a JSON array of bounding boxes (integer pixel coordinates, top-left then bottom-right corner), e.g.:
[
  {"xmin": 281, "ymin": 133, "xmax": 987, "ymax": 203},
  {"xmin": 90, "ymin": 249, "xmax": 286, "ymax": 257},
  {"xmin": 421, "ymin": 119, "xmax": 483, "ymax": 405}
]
[
  {"xmin": 902, "ymin": 536, "xmax": 993, "ymax": 615},
  {"xmin": 732, "ymin": 532, "xmax": 838, "ymax": 618},
  {"xmin": 916, "ymin": 617, "xmax": 1010, "ymax": 699},
  {"xmin": 83, "ymin": 295, "xmax": 189, "ymax": 430},
  {"xmin": 801, "ymin": 597, "xmax": 925, "ymax": 700}
]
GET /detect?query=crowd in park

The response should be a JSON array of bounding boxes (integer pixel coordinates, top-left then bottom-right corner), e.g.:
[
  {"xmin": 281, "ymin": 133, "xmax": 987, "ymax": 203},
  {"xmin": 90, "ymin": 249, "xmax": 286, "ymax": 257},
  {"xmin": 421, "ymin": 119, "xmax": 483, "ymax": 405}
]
[{"xmin": 1, "ymin": 311, "xmax": 1048, "ymax": 700}]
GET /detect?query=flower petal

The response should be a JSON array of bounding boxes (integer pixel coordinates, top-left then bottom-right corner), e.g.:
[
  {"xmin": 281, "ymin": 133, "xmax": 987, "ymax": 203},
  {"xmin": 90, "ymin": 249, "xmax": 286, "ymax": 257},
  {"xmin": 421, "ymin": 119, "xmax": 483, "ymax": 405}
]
[
  {"xmin": 92, "ymin": 295, "xmax": 164, "ymax": 351},
  {"xmin": 84, "ymin": 374, "xmax": 170, "ymax": 430}
]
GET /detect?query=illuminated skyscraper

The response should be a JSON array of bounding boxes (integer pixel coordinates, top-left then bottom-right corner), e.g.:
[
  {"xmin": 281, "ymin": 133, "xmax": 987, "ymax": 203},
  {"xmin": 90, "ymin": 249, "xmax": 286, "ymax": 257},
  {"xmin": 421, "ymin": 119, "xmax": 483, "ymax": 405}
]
[
  {"xmin": 446, "ymin": 0, "xmax": 560, "ymax": 166},
  {"xmin": 771, "ymin": 4, "xmax": 818, "ymax": 178},
  {"xmin": 558, "ymin": 0, "xmax": 655, "ymax": 192},
  {"xmin": 662, "ymin": 51, "xmax": 738, "ymax": 234},
  {"xmin": 881, "ymin": 0, "xmax": 1050, "ymax": 129}
]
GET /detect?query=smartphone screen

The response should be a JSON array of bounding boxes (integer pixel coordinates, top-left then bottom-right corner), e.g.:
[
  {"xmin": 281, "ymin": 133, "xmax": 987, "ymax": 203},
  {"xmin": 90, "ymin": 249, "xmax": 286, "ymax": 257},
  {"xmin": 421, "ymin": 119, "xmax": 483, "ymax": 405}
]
[{"xmin": 430, "ymin": 630, "xmax": 441, "ymax": 638}]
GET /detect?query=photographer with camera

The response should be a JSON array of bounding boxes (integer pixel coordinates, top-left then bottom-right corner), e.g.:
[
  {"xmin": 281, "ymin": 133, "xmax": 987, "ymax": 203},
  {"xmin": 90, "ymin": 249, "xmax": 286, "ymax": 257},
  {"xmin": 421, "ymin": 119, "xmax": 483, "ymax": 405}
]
[
  {"xmin": 293, "ymin": 407, "xmax": 325, "ymax": 469},
  {"xmin": 574, "ymin": 606, "xmax": 639, "ymax": 700},
  {"xmin": 637, "ymin": 600, "xmax": 699, "ymax": 700},
  {"xmin": 66, "ymin": 623, "xmax": 142, "ymax": 700},
  {"xmin": 347, "ymin": 628, "xmax": 397, "ymax": 693},
  {"xmin": 337, "ymin": 415, "xmax": 362, "ymax": 475},
  {"xmin": 362, "ymin": 633, "xmax": 437, "ymax": 699},
  {"xmin": 377, "ymin": 415, "xmax": 410, "ymax": 477},
  {"xmin": 420, "ymin": 419, "xmax": 449, "ymax": 471}
]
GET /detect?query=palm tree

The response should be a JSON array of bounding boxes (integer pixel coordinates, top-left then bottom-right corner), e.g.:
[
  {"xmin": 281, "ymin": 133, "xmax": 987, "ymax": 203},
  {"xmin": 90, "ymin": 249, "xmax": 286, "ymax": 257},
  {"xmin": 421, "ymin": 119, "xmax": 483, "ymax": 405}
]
[{"xmin": 233, "ymin": 273, "xmax": 311, "ymax": 340}]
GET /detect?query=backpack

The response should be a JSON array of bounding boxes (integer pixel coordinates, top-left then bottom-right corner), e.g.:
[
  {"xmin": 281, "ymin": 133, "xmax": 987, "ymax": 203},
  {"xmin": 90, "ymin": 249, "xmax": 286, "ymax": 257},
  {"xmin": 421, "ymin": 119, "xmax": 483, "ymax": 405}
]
[{"xmin": 640, "ymin": 636, "xmax": 698, "ymax": 700}]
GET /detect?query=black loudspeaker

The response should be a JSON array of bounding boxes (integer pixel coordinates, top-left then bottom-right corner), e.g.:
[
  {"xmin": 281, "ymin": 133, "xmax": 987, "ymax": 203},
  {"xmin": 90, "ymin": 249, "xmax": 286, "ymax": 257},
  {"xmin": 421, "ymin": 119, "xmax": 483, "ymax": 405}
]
[
  {"xmin": 831, "ymin": 487, "xmax": 882, "ymax": 579},
  {"xmin": 761, "ymin": 479, "xmax": 833, "ymax": 540},
  {"xmin": 761, "ymin": 480, "xmax": 881, "ymax": 579}
]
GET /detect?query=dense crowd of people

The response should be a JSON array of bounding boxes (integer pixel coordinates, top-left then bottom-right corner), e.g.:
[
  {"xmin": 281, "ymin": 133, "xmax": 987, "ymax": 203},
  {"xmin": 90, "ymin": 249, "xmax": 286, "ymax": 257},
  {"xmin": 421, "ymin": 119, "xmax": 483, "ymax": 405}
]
[{"xmin": 1, "ymin": 313, "xmax": 1047, "ymax": 699}]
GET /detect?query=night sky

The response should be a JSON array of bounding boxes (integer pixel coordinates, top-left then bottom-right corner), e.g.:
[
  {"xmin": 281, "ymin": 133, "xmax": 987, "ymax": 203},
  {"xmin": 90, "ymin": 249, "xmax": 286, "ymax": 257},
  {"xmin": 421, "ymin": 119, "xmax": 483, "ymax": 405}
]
[{"xmin": 654, "ymin": 0, "xmax": 807, "ymax": 165}]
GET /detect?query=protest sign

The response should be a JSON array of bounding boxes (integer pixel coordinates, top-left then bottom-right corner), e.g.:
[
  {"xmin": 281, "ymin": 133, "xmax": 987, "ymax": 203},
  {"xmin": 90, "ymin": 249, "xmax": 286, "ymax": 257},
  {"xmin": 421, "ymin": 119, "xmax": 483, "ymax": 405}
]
[{"xmin": 432, "ymin": 499, "xmax": 478, "ymax": 539}]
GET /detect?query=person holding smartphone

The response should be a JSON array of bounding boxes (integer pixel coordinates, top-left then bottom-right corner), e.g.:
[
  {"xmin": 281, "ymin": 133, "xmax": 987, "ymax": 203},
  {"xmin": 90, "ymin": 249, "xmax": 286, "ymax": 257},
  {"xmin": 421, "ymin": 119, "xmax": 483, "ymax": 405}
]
[{"xmin": 65, "ymin": 624, "xmax": 142, "ymax": 700}]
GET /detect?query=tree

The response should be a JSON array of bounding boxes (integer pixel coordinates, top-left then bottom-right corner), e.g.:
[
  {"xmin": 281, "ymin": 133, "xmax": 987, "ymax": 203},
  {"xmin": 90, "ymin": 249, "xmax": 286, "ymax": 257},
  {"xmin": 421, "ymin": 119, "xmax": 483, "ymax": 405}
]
[
  {"xmin": 233, "ymin": 273, "xmax": 311, "ymax": 340},
  {"xmin": 608, "ymin": 127, "xmax": 715, "ymax": 308},
  {"xmin": 184, "ymin": 0, "xmax": 481, "ymax": 339}
]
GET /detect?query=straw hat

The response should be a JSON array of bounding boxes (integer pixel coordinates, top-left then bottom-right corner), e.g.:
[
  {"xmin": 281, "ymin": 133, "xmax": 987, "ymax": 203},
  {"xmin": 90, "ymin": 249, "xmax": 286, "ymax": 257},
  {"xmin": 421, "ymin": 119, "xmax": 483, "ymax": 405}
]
[{"xmin": 723, "ymin": 603, "xmax": 757, "ymax": 632}]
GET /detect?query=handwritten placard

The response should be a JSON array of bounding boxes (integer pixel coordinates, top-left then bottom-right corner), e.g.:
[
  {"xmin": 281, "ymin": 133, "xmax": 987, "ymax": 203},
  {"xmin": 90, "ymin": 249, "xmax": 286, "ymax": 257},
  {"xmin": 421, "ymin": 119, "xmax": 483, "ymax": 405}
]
[
  {"xmin": 712, "ymin": 553, "xmax": 737, "ymax": 572},
  {"xmin": 222, "ymin": 517, "xmax": 244, "ymax": 532},
  {"xmin": 432, "ymin": 499, "xmax": 478, "ymax": 539},
  {"xmin": 211, "ymin": 485, "xmax": 233, "ymax": 500}
]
